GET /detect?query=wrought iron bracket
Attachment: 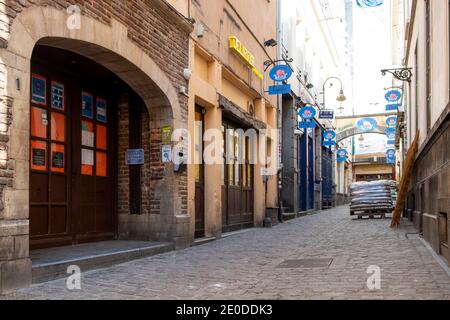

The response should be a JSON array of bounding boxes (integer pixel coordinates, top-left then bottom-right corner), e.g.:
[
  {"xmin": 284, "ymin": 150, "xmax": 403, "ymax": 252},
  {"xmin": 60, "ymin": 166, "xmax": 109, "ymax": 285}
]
[
  {"xmin": 381, "ymin": 67, "xmax": 413, "ymax": 82},
  {"xmin": 263, "ymin": 58, "xmax": 293, "ymax": 72}
]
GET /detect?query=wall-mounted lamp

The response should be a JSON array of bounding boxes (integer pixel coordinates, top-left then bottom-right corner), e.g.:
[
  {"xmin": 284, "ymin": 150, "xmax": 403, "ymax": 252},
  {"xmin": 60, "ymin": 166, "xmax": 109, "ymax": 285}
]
[{"xmin": 264, "ymin": 38, "xmax": 278, "ymax": 47}]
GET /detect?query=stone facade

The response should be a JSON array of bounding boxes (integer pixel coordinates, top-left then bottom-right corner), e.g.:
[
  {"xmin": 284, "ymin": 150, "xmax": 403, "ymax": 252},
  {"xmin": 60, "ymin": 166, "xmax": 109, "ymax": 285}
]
[{"xmin": 0, "ymin": 0, "xmax": 193, "ymax": 293}]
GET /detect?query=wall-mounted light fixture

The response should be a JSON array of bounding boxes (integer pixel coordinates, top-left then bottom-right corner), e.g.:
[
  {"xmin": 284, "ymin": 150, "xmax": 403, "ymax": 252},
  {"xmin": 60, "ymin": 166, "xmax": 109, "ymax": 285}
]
[{"xmin": 264, "ymin": 38, "xmax": 278, "ymax": 47}]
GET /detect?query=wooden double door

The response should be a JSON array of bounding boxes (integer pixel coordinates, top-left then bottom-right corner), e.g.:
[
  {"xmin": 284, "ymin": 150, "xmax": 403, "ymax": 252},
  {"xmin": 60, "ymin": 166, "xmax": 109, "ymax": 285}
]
[
  {"xmin": 221, "ymin": 119, "xmax": 254, "ymax": 232},
  {"xmin": 29, "ymin": 46, "xmax": 117, "ymax": 249}
]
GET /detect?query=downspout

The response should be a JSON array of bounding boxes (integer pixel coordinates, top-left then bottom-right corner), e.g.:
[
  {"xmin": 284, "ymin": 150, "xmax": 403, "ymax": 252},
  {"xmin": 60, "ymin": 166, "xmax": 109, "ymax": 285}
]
[{"xmin": 277, "ymin": 0, "xmax": 284, "ymax": 222}]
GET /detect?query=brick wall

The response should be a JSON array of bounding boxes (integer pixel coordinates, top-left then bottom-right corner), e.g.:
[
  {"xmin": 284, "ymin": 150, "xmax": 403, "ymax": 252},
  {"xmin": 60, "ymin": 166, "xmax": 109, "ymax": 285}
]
[{"xmin": 0, "ymin": 0, "xmax": 192, "ymax": 218}]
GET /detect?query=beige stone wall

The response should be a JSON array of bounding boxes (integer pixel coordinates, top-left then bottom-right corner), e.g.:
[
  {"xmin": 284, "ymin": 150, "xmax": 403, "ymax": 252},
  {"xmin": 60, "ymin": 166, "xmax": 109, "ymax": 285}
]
[{"xmin": 186, "ymin": 0, "xmax": 278, "ymax": 236}]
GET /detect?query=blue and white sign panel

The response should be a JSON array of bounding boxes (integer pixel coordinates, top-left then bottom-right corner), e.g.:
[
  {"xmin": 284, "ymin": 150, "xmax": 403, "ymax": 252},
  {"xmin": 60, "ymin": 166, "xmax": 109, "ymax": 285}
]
[
  {"xmin": 386, "ymin": 116, "xmax": 398, "ymax": 128},
  {"xmin": 268, "ymin": 84, "xmax": 291, "ymax": 95},
  {"xmin": 386, "ymin": 149, "xmax": 396, "ymax": 164},
  {"xmin": 356, "ymin": 117, "xmax": 378, "ymax": 132},
  {"xmin": 356, "ymin": 0, "xmax": 384, "ymax": 8},
  {"xmin": 298, "ymin": 106, "xmax": 317, "ymax": 129},
  {"xmin": 386, "ymin": 128, "xmax": 396, "ymax": 145},
  {"xmin": 385, "ymin": 90, "xmax": 402, "ymax": 102},
  {"xmin": 319, "ymin": 110, "xmax": 334, "ymax": 119},
  {"xmin": 323, "ymin": 130, "xmax": 336, "ymax": 147},
  {"xmin": 337, "ymin": 149, "xmax": 348, "ymax": 162},
  {"xmin": 126, "ymin": 148, "xmax": 145, "ymax": 165},
  {"xmin": 298, "ymin": 106, "xmax": 316, "ymax": 119},
  {"xmin": 386, "ymin": 103, "xmax": 401, "ymax": 111},
  {"xmin": 269, "ymin": 65, "xmax": 293, "ymax": 82}
]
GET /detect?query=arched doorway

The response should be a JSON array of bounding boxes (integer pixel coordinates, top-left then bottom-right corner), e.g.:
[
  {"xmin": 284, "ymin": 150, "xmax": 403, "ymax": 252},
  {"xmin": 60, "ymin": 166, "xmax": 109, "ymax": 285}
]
[{"xmin": 29, "ymin": 45, "xmax": 144, "ymax": 248}]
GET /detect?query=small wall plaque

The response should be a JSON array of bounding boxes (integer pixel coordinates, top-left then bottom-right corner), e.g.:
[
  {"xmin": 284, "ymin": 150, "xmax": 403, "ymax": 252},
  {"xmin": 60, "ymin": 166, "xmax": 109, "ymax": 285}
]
[{"xmin": 126, "ymin": 148, "xmax": 144, "ymax": 165}]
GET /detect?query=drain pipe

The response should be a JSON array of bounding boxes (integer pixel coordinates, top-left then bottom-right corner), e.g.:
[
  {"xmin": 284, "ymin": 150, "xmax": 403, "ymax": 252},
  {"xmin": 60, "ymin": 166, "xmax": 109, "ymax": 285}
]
[{"xmin": 277, "ymin": 0, "xmax": 284, "ymax": 223}]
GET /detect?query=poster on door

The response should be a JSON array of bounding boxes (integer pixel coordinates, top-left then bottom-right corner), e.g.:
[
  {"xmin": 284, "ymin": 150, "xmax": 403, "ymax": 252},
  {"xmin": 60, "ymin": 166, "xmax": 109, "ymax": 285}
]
[
  {"xmin": 82, "ymin": 92, "xmax": 94, "ymax": 118},
  {"xmin": 82, "ymin": 121, "xmax": 94, "ymax": 147},
  {"xmin": 96, "ymin": 98, "xmax": 107, "ymax": 123},
  {"xmin": 31, "ymin": 74, "xmax": 47, "ymax": 105},
  {"xmin": 51, "ymin": 81, "xmax": 65, "ymax": 111}
]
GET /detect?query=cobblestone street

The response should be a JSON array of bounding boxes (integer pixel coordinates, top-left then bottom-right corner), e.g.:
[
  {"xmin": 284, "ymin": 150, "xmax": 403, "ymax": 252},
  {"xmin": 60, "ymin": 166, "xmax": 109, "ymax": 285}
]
[{"xmin": 3, "ymin": 206, "xmax": 450, "ymax": 300}]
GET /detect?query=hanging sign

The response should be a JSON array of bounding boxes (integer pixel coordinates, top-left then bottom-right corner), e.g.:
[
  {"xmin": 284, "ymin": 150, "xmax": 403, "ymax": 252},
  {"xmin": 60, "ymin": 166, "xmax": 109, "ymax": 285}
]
[
  {"xmin": 323, "ymin": 130, "xmax": 336, "ymax": 147},
  {"xmin": 386, "ymin": 116, "xmax": 397, "ymax": 128},
  {"xmin": 319, "ymin": 110, "xmax": 334, "ymax": 119},
  {"xmin": 268, "ymin": 84, "xmax": 291, "ymax": 95},
  {"xmin": 356, "ymin": 117, "xmax": 378, "ymax": 132},
  {"xmin": 385, "ymin": 90, "xmax": 402, "ymax": 102},
  {"xmin": 386, "ymin": 103, "xmax": 401, "ymax": 111},
  {"xmin": 337, "ymin": 149, "xmax": 348, "ymax": 162},
  {"xmin": 269, "ymin": 65, "xmax": 293, "ymax": 82},
  {"xmin": 298, "ymin": 106, "xmax": 317, "ymax": 129},
  {"xmin": 386, "ymin": 128, "xmax": 396, "ymax": 145},
  {"xmin": 386, "ymin": 149, "xmax": 396, "ymax": 164}
]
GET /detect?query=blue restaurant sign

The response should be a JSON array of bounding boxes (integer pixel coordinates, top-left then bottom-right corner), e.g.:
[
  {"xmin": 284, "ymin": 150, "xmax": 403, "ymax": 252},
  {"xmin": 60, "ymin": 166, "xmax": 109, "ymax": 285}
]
[
  {"xmin": 268, "ymin": 84, "xmax": 291, "ymax": 95},
  {"xmin": 337, "ymin": 149, "xmax": 348, "ymax": 162},
  {"xmin": 385, "ymin": 90, "xmax": 402, "ymax": 102},
  {"xmin": 319, "ymin": 110, "xmax": 334, "ymax": 119},
  {"xmin": 323, "ymin": 130, "xmax": 336, "ymax": 147},
  {"xmin": 386, "ymin": 116, "xmax": 398, "ymax": 128},
  {"xmin": 356, "ymin": 117, "xmax": 378, "ymax": 132},
  {"xmin": 386, "ymin": 128, "xmax": 396, "ymax": 145},
  {"xmin": 269, "ymin": 65, "xmax": 293, "ymax": 82},
  {"xmin": 298, "ymin": 106, "xmax": 317, "ymax": 129},
  {"xmin": 386, "ymin": 149, "xmax": 396, "ymax": 164}
]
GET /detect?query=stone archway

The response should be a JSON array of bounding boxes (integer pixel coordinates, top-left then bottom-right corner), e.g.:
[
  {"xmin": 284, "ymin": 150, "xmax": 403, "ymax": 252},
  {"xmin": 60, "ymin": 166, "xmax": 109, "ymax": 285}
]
[
  {"xmin": 0, "ymin": 5, "xmax": 191, "ymax": 292},
  {"xmin": 336, "ymin": 126, "xmax": 388, "ymax": 143}
]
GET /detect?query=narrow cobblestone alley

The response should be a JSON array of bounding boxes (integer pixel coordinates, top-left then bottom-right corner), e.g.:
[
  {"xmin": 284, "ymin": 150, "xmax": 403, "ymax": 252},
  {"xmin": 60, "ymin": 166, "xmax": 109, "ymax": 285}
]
[{"xmin": 2, "ymin": 206, "xmax": 450, "ymax": 300}]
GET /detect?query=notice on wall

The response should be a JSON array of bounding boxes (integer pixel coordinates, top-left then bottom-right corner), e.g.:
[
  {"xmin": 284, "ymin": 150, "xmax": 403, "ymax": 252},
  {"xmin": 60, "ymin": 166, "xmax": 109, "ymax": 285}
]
[
  {"xmin": 81, "ymin": 148, "xmax": 94, "ymax": 166},
  {"xmin": 96, "ymin": 98, "xmax": 107, "ymax": 123},
  {"xmin": 82, "ymin": 121, "xmax": 94, "ymax": 147},
  {"xmin": 32, "ymin": 148, "xmax": 46, "ymax": 166},
  {"xmin": 126, "ymin": 149, "xmax": 144, "ymax": 165},
  {"xmin": 162, "ymin": 125, "xmax": 172, "ymax": 143},
  {"xmin": 162, "ymin": 145, "xmax": 172, "ymax": 163}
]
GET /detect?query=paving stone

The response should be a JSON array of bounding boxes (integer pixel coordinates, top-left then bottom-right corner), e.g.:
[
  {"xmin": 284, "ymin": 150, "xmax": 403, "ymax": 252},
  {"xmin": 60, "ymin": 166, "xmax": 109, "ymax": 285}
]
[{"xmin": 1, "ymin": 206, "xmax": 450, "ymax": 300}]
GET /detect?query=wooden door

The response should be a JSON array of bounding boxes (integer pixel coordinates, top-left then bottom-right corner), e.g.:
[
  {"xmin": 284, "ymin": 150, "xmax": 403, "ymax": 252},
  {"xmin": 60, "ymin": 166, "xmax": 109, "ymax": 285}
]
[
  {"xmin": 222, "ymin": 119, "xmax": 254, "ymax": 232},
  {"xmin": 194, "ymin": 106, "xmax": 205, "ymax": 238},
  {"xmin": 30, "ymin": 47, "xmax": 117, "ymax": 249}
]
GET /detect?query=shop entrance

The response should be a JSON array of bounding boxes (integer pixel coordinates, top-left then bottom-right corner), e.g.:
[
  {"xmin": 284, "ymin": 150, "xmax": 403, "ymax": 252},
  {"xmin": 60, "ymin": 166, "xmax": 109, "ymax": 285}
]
[
  {"xmin": 221, "ymin": 119, "xmax": 254, "ymax": 232},
  {"xmin": 29, "ymin": 46, "xmax": 119, "ymax": 249}
]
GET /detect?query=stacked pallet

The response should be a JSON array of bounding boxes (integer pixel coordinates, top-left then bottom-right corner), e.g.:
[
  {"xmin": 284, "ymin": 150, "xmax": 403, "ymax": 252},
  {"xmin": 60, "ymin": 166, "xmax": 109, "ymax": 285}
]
[{"xmin": 350, "ymin": 180, "xmax": 397, "ymax": 217}]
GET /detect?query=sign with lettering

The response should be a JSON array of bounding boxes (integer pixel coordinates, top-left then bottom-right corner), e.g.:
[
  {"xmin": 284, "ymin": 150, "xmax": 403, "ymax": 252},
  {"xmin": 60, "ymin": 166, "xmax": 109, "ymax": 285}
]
[
  {"xmin": 126, "ymin": 149, "xmax": 145, "ymax": 165},
  {"xmin": 319, "ymin": 110, "xmax": 334, "ymax": 119},
  {"xmin": 268, "ymin": 84, "xmax": 291, "ymax": 95},
  {"xmin": 386, "ymin": 116, "xmax": 397, "ymax": 128},
  {"xmin": 323, "ymin": 130, "xmax": 336, "ymax": 147},
  {"xmin": 385, "ymin": 90, "xmax": 402, "ymax": 102},
  {"xmin": 229, "ymin": 36, "xmax": 263, "ymax": 79}
]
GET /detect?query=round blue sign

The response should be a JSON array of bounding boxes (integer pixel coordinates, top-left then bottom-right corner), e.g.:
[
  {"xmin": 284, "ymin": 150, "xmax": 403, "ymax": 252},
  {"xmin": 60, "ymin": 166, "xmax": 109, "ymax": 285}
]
[
  {"xmin": 386, "ymin": 149, "xmax": 396, "ymax": 158},
  {"xmin": 323, "ymin": 130, "xmax": 336, "ymax": 140},
  {"xmin": 386, "ymin": 128, "xmax": 396, "ymax": 140},
  {"xmin": 337, "ymin": 149, "xmax": 348, "ymax": 157},
  {"xmin": 356, "ymin": 117, "xmax": 378, "ymax": 132},
  {"xmin": 298, "ymin": 106, "xmax": 317, "ymax": 120},
  {"xmin": 385, "ymin": 90, "xmax": 402, "ymax": 102},
  {"xmin": 386, "ymin": 116, "xmax": 397, "ymax": 128},
  {"xmin": 269, "ymin": 64, "xmax": 293, "ymax": 82}
]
